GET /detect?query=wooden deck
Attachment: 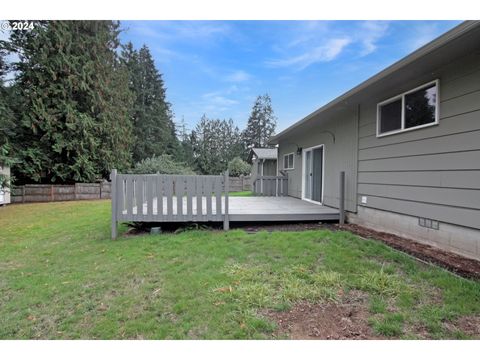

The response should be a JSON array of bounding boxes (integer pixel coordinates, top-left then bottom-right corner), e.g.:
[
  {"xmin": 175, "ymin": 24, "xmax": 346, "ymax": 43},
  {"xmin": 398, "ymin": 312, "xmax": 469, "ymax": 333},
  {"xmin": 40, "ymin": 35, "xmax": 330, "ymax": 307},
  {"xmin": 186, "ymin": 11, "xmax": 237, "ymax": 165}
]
[
  {"xmin": 110, "ymin": 171, "xmax": 343, "ymax": 238},
  {"xmin": 229, "ymin": 196, "xmax": 339, "ymax": 221},
  {"xmin": 123, "ymin": 196, "xmax": 340, "ymax": 222}
]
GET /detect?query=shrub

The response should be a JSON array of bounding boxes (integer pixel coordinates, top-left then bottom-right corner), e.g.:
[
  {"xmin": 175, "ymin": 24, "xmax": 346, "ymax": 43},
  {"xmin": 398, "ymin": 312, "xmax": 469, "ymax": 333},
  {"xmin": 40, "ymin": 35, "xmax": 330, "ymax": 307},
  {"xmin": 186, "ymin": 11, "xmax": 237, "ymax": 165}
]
[
  {"xmin": 228, "ymin": 157, "xmax": 250, "ymax": 177},
  {"xmin": 131, "ymin": 155, "xmax": 195, "ymax": 175}
]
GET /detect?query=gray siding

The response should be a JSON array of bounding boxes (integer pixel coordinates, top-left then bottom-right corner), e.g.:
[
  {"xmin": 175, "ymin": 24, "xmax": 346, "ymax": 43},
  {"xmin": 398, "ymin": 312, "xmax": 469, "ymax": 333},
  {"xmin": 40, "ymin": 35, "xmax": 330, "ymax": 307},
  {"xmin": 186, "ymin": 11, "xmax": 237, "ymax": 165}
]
[
  {"xmin": 263, "ymin": 159, "xmax": 277, "ymax": 176},
  {"xmin": 251, "ymin": 159, "xmax": 260, "ymax": 179},
  {"xmin": 251, "ymin": 159, "xmax": 277, "ymax": 179},
  {"xmin": 278, "ymin": 107, "xmax": 358, "ymax": 212},
  {"xmin": 357, "ymin": 51, "xmax": 480, "ymax": 230}
]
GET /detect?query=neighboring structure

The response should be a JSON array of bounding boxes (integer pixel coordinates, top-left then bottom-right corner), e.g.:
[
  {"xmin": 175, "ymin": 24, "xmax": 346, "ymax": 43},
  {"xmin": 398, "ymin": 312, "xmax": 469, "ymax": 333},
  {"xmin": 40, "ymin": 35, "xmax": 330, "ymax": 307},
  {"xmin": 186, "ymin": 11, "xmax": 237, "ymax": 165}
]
[
  {"xmin": 0, "ymin": 165, "xmax": 11, "ymax": 205},
  {"xmin": 248, "ymin": 147, "xmax": 278, "ymax": 179},
  {"xmin": 270, "ymin": 21, "xmax": 480, "ymax": 260}
]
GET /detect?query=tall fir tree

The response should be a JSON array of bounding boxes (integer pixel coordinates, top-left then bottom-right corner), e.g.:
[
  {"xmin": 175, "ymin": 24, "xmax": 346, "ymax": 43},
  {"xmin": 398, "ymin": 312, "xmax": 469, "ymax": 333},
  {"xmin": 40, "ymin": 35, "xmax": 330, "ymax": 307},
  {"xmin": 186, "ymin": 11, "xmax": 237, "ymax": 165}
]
[
  {"xmin": 242, "ymin": 94, "xmax": 277, "ymax": 159},
  {"xmin": 6, "ymin": 21, "xmax": 133, "ymax": 183},
  {"xmin": 192, "ymin": 115, "xmax": 243, "ymax": 175},
  {"xmin": 122, "ymin": 43, "xmax": 179, "ymax": 163},
  {"xmin": 0, "ymin": 45, "xmax": 14, "ymax": 155},
  {"xmin": 0, "ymin": 43, "xmax": 17, "ymax": 186},
  {"xmin": 176, "ymin": 116, "xmax": 195, "ymax": 168}
]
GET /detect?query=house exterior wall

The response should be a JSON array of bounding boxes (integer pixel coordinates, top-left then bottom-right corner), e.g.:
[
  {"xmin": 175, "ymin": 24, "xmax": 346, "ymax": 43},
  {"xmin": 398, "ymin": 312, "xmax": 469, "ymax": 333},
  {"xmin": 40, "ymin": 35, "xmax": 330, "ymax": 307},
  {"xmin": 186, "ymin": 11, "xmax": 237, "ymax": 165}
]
[
  {"xmin": 356, "ymin": 51, "xmax": 480, "ymax": 232},
  {"xmin": 263, "ymin": 159, "xmax": 277, "ymax": 176},
  {"xmin": 251, "ymin": 159, "xmax": 260, "ymax": 179},
  {"xmin": 277, "ymin": 107, "xmax": 359, "ymax": 212},
  {"xmin": 251, "ymin": 159, "xmax": 277, "ymax": 179},
  {"xmin": 276, "ymin": 49, "xmax": 480, "ymax": 260},
  {"xmin": 350, "ymin": 50, "xmax": 480, "ymax": 260},
  {"xmin": 0, "ymin": 165, "xmax": 11, "ymax": 205}
]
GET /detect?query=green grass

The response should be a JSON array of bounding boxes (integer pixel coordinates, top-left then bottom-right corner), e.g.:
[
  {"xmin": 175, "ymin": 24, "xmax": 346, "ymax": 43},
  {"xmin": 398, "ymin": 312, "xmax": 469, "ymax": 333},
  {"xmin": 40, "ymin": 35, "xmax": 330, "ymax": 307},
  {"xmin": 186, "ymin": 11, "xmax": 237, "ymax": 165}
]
[
  {"xmin": 0, "ymin": 200, "xmax": 479, "ymax": 339},
  {"xmin": 228, "ymin": 191, "xmax": 253, "ymax": 196}
]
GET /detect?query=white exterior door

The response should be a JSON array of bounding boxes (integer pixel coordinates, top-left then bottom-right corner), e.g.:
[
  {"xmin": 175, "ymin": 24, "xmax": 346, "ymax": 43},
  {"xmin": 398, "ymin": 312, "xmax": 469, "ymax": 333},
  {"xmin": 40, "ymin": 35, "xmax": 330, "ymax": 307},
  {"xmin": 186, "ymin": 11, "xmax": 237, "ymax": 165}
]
[{"xmin": 302, "ymin": 145, "xmax": 324, "ymax": 204}]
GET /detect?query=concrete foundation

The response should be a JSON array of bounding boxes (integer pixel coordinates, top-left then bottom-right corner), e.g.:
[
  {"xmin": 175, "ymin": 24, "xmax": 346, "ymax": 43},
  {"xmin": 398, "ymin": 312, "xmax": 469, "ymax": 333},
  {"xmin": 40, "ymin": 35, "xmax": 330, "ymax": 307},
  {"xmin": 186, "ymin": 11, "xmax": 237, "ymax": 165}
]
[{"xmin": 348, "ymin": 206, "xmax": 480, "ymax": 261}]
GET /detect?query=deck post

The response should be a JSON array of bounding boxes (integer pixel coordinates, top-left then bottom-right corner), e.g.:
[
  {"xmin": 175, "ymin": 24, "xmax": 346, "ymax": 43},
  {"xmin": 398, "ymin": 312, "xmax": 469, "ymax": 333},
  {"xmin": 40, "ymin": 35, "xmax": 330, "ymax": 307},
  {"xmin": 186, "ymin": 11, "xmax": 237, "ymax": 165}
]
[
  {"xmin": 111, "ymin": 169, "xmax": 118, "ymax": 240},
  {"xmin": 339, "ymin": 171, "xmax": 345, "ymax": 225},
  {"xmin": 224, "ymin": 170, "xmax": 229, "ymax": 231}
]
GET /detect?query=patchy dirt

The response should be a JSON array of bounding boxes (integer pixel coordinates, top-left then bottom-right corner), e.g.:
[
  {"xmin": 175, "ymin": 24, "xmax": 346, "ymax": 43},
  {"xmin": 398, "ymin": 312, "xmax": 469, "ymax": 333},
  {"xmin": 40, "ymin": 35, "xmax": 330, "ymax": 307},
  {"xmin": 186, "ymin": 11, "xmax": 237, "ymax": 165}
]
[
  {"xmin": 443, "ymin": 315, "xmax": 480, "ymax": 339},
  {"xmin": 340, "ymin": 224, "xmax": 480, "ymax": 280},
  {"xmin": 264, "ymin": 291, "xmax": 382, "ymax": 340}
]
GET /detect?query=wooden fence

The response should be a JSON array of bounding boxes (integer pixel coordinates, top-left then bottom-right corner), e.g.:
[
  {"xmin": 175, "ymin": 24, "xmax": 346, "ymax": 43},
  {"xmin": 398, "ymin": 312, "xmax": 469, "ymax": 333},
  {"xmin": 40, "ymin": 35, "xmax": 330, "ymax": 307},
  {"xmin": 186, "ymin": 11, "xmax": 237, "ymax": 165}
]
[
  {"xmin": 10, "ymin": 176, "xmax": 249, "ymax": 204},
  {"xmin": 252, "ymin": 175, "xmax": 288, "ymax": 196},
  {"xmin": 12, "ymin": 183, "xmax": 111, "ymax": 203},
  {"xmin": 229, "ymin": 175, "xmax": 251, "ymax": 192},
  {"xmin": 111, "ymin": 170, "xmax": 230, "ymax": 239}
]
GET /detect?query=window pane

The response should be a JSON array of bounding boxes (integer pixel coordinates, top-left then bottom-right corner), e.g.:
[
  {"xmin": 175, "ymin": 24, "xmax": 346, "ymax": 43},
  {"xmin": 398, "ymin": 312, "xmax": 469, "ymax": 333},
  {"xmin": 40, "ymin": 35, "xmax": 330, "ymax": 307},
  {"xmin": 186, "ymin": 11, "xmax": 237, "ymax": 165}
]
[
  {"xmin": 379, "ymin": 99, "xmax": 402, "ymax": 134},
  {"xmin": 405, "ymin": 84, "xmax": 437, "ymax": 129},
  {"xmin": 289, "ymin": 154, "xmax": 294, "ymax": 168},
  {"xmin": 284, "ymin": 155, "xmax": 288, "ymax": 169}
]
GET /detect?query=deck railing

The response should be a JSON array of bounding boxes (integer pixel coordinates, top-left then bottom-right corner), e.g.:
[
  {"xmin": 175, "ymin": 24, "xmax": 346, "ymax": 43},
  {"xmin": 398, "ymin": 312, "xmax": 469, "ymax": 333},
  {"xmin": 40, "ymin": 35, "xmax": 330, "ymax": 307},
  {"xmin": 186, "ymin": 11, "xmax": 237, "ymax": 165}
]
[
  {"xmin": 252, "ymin": 175, "xmax": 288, "ymax": 197},
  {"xmin": 111, "ymin": 170, "xmax": 230, "ymax": 239}
]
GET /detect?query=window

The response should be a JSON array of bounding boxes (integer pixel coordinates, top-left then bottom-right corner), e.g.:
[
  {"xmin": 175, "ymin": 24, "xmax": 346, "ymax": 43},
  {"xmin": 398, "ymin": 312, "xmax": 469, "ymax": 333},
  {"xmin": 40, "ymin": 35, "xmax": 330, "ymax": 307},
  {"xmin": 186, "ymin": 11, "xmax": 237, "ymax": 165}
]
[
  {"xmin": 283, "ymin": 153, "xmax": 294, "ymax": 170},
  {"xmin": 377, "ymin": 80, "xmax": 439, "ymax": 137}
]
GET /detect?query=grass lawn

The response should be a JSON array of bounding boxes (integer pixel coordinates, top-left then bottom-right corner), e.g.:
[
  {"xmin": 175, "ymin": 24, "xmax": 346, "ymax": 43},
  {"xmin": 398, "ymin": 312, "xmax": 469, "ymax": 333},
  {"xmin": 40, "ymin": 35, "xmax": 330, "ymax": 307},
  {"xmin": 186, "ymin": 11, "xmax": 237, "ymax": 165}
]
[
  {"xmin": 228, "ymin": 191, "xmax": 253, "ymax": 196},
  {"xmin": 0, "ymin": 200, "xmax": 479, "ymax": 339}
]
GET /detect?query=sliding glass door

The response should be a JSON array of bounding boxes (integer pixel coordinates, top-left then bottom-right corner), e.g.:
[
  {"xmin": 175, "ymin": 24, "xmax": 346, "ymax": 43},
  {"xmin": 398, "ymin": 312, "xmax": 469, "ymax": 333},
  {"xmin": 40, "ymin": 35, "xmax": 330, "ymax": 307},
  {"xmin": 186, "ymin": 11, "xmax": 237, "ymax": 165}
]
[{"xmin": 303, "ymin": 145, "xmax": 323, "ymax": 203}]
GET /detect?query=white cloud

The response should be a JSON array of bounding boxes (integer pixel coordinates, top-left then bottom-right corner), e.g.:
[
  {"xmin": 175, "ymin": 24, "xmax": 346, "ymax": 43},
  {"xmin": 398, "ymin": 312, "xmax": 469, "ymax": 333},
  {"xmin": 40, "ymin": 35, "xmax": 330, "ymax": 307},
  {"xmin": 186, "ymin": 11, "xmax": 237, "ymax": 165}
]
[
  {"xmin": 357, "ymin": 21, "xmax": 389, "ymax": 56},
  {"xmin": 266, "ymin": 37, "xmax": 351, "ymax": 70},
  {"xmin": 407, "ymin": 23, "xmax": 443, "ymax": 52},
  {"xmin": 202, "ymin": 93, "xmax": 238, "ymax": 106},
  {"xmin": 130, "ymin": 21, "xmax": 231, "ymax": 44},
  {"xmin": 224, "ymin": 70, "xmax": 251, "ymax": 83},
  {"xmin": 265, "ymin": 21, "xmax": 390, "ymax": 71}
]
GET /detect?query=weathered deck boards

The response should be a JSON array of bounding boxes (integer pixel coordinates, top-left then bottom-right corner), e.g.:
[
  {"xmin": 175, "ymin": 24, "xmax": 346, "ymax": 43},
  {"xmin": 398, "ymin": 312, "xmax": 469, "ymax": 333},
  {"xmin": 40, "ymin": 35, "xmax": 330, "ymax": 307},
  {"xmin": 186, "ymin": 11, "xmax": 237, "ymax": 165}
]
[
  {"xmin": 111, "ymin": 170, "xmax": 344, "ymax": 239},
  {"xmin": 122, "ymin": 196, "xmax": 339, "ymax": 222}
]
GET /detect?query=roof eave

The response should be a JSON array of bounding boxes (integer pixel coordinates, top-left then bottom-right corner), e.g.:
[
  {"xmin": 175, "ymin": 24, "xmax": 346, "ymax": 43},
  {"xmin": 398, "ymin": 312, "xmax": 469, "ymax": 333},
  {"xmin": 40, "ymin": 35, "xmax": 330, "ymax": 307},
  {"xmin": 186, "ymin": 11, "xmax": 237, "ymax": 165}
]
[{"xmin": 269, "ymin": 20, "xmax": 480, "ymax": 144}]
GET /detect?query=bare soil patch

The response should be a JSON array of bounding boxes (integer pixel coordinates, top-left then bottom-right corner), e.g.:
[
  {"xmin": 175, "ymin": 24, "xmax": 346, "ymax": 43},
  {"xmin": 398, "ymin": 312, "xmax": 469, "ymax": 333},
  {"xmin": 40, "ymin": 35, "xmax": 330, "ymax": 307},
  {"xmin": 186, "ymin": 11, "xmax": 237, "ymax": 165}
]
[
  {"xmin": 264, "ymin": 291, "xmax": 382, "ymax": 340},
  {"xmin": 341, "ymin": 224, "xmax": 480, "ymax": 280},
  {"xmin": 443, "ymin": 315, "xmax": 480, "ymax": 339}
]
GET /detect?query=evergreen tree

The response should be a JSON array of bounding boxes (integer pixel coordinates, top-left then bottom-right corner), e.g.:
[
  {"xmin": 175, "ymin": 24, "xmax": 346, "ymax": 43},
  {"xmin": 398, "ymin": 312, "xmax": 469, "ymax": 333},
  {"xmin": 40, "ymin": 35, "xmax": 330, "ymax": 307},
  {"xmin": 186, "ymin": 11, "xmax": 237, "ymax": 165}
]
[
  {"xmin": 6, "ymin": 21, "xmax": 133, "ymax": 183},
  {"xmin": 121, "ymin": 43, "xmax": 179, "ymax": 163},
  {"xmin": 176, "ymin": 116, "xmax": 195, "ymax": 168},
  {"xmin": 192, "ymin": 115, "xmax": 243, "ymax": 175},
  {"xmin": 0, "ymin": 45, "xmax": 14, "ymax": 155},
  {"xmin": 0, "ymin": 44, "xmax": 16, "ymax": 186},
  {"xmin": 242, "ymin": 94, "xmax": 277, "ymax": 160}
]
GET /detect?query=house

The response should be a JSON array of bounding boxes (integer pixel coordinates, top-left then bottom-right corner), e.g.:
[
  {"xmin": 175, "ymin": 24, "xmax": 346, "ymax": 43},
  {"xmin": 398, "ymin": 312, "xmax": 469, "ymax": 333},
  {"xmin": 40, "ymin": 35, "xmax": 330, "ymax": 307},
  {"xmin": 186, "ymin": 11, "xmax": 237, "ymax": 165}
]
[
  {"xmin": 0, "ymin": 164, "xmax": 11, "ymax": 205},
  {"xmin": 248, "ymin": 147, "xmax": 278, "ymax": 179},
  {"xmin": 269, "ymin": 21, "xmax": 480, "ymax": 260}
]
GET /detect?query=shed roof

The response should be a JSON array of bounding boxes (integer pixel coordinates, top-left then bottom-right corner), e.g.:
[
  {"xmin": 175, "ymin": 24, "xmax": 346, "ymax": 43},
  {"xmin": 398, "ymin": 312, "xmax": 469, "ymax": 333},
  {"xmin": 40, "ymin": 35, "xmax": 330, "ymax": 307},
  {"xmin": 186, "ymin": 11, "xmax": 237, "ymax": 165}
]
[{"xmin": 250, "ymin": 148, "xmax": 278, "ymax": 160}]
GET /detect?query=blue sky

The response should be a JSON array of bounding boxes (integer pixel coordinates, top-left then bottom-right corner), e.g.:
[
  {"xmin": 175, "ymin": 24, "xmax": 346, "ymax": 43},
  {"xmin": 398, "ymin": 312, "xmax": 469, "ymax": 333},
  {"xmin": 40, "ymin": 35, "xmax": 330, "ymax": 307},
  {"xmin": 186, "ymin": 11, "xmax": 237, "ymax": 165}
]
[{"xmin": 119, "ymin": 20, "xmax": 461, "ymax": 133}]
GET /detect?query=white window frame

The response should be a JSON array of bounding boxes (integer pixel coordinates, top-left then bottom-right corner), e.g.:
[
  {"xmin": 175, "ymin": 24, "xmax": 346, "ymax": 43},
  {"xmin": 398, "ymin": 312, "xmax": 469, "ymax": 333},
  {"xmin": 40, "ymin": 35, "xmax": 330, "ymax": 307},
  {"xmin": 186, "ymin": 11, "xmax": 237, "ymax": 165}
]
[
  {"xmin": 283, "ymin": 153, "xmax": 294, "ymax": 170},
  {"xmin": 376, "ymin": 79, "xmax": 440, "ymax": 138}
]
